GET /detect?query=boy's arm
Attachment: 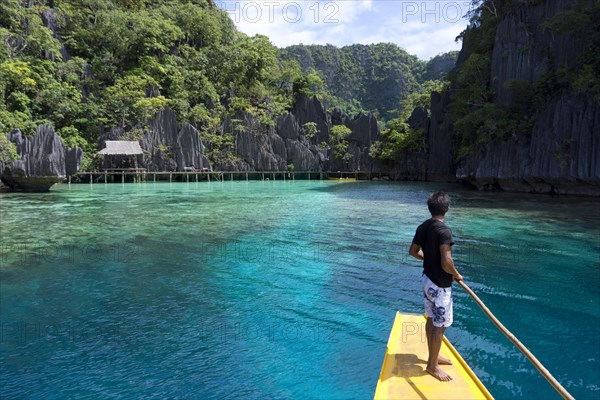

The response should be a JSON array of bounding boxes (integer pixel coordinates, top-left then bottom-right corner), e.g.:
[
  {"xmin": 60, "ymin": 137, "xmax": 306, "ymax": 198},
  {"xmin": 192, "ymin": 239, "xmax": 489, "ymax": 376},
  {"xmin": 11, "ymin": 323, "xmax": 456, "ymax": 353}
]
[
  {"xmin": 409, "ymin": 243, "xmax": 424, "ymax": 260},
  {"xmin": 440, "ymin": 243, "xmax": 463, "ymax": 281}
]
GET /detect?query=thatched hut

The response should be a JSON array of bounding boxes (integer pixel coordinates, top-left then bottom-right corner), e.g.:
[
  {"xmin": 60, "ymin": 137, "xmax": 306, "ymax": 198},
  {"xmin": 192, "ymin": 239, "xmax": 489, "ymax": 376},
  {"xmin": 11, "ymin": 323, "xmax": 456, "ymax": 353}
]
[{"xmin": 97, "ymin": 141, "xmax": 144, "ymax": 171}]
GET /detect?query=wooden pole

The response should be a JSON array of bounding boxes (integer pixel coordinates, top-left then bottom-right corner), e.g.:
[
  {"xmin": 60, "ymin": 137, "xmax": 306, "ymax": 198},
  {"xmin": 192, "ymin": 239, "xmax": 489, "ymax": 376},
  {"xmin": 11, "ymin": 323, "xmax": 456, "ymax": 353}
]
[{"xmin": 458, "ymin": 280, "xmax": 575, "ymax": 400}]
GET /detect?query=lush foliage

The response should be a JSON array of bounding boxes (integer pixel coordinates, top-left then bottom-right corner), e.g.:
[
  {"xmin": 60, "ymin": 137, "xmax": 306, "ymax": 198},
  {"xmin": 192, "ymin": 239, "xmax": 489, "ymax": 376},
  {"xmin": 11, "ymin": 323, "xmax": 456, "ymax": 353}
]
[
  {"xmin": 539, "ymin": 1, "xmax": 600, "ymax": 100},
  {"xmin": 370, "ymin": 80, "xmax": 447, "ymax": 160},
  {"xmin": 279, "ymin": 44, "xmax": 457, "ymax": 121},
  {"xmin": 0, "ymin": 130, "xmax": 17, "ymax": 165},
  {"xmin": 0, "ymin": 0, "xmax": 325, "ymax": 167},
  {"xmin": 330, "ymin": 124, "xmax": 351, "ymax": 162},
  {"xmin": 446, "ymin": 0, "xmax": 600, "ymax": 165},
  {"xmin": 423, "ymin": 51, "xmax": 459, "ymax": 81}
]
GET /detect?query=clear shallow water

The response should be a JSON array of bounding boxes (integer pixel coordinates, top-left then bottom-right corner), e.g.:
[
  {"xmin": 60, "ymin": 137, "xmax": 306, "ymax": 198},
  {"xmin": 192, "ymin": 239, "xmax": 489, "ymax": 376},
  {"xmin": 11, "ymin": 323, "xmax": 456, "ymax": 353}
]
[{"xmin": 0, "ymin": 181, "xmax": 598, "ymax": 399}]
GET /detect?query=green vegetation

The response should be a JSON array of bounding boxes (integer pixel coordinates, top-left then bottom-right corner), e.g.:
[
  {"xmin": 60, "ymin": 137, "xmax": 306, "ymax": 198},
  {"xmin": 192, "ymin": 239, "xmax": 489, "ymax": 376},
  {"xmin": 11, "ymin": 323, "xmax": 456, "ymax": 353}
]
[
  {"xmin": 302, "ymin": 122, "xmax": 318, "ymax": 140},
  {"xmin": 279, "ymin": 44, "xmax": 457, "ymax": 121},
  {"xmin": 447, "ymin": 0, "xmax": 600, "ymax": 165},
  {"xmin": 370, "ymin": 80, "xmax": 447, "ymax": 161},
  {"xmin": 0, "ymin": 0, "xmax": 325, "ymax": 167},
  {"xmin": 330, "ymin": 124, "xmax": 351, "ymax": 162},
  {"xmin": 539, "ymin": 1, "xmax": 600, "ymax": 100},
  {"xmin": 423, "ymin": 51, "xmax": 459, "ymax": 81},
  {"xmin": 0, "ymin": 130, "xmax": 17, "ymax": 165}
]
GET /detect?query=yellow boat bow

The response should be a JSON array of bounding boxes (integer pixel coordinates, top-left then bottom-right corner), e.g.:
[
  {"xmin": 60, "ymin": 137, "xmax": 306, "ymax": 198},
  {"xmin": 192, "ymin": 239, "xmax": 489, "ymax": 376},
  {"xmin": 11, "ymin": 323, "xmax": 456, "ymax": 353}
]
[{"xmin": 374, "ymin": 312, "xmax": 493, "ymax": 400}]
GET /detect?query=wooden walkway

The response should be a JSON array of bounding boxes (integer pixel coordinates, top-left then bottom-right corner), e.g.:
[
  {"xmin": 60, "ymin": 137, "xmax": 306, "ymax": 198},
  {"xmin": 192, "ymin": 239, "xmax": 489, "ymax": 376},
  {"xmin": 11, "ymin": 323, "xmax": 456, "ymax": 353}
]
[{"xmin": 71, "ymin": 170, "xmax": 388, "ymax": 184}]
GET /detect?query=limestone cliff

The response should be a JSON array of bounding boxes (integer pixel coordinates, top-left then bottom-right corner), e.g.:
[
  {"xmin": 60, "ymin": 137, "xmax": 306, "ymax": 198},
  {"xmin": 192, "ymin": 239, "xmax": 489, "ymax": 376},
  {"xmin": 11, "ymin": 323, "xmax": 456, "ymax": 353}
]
[
  {"xmin": 429, "ymin": 0, "xmax": 600, "ymax": 195},
  {"xmin": 141, "ymin": 108, "xmax": 211, "ymax": 172},
  {"xmin": 1, "ymin": 125, "xmax": 83, "ymax": 191},
  {"xmin": 92, "ymin": 96, "xmax": 382, "ymax": 175}
]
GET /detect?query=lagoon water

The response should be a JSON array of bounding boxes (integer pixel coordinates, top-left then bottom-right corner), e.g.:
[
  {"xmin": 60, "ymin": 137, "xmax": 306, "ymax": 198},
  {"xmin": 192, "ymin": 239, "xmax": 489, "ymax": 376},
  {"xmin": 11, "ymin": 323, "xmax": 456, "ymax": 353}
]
[{"xmin": 1, "ymin": 181, "xmax": 599, "ymax": 399}]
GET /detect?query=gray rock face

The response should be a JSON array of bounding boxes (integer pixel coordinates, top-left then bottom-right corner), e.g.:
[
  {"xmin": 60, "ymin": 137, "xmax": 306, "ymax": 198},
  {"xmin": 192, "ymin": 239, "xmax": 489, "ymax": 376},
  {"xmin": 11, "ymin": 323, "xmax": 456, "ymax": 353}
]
[
  {"xmin": 225, "ymin": 112, "xmax": 322, "ymax": 172},
  {"xmin": 407, "ymin": 106, "xmax": 429, "ymax": 133},
  {"xmin": 285, "ymin": 139, "xmax": 322, "ymax": 171},
  {"xmin": 276, "ymin": 113, "xmax": 300, "ymax": 140},
  {"xmin": 41, "ymin": 8, "xmax": 70, "ymax": 62},
  {"xmin": 233, "ymin": 114, "xmax": 287, "ymax": 171},
  {"xmin": 328, "ymin": 108, "xmax": 382, "ymax": 172},
  {"xmin": 140, "ymin": 108, "xmax": 211, "ymax": 172},
  {"xmin": 292, "ymin": 94, "xmax": 330, "ymax": 144},
  {"xmin": 176, "ymin": 123, "xmax": 211, "ymax": 172},
  {"xmin": 1, "ymin": 125, "xmax": 83, "ymax": 191},
  {"xmin": 457, "ymin": 94, "xmax": 600, "ymax": 195},
  {"xmin": 66, "ymin": 147, "xmax": 84, "ymax": 176},
  {"xmin": 427, "ymin": 0, "xmax": 599, "ymax": 194},
  {"xmin": 427, "ymin": 91, "xmax": 454, "ymax": 180},
  {"xmin": 491, "ymin": 0, "xmax": 583, "ymax": 106}
]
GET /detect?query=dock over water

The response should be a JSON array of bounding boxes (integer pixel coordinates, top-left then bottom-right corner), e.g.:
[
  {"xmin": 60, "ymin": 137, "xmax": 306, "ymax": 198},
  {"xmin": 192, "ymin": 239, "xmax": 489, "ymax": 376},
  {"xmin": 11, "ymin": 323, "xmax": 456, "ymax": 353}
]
[{"xmin": 71, "ymin": 170, "xmax": 390, "ymax": 183}]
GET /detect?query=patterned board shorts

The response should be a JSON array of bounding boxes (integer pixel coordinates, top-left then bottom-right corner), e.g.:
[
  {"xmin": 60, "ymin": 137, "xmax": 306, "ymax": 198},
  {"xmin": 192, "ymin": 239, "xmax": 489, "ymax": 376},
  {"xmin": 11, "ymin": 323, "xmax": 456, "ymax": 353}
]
[{"xmin": 422, "ymin": 274, "xmax": 453, "ymax": 328}]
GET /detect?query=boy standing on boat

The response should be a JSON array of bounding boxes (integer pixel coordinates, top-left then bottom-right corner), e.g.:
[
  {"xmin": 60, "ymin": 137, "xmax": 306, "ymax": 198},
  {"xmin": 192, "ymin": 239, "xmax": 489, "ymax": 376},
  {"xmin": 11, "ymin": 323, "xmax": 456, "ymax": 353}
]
[{"xmin": 409, "ymin": 191, "xmax": 463, "ymax": 382}]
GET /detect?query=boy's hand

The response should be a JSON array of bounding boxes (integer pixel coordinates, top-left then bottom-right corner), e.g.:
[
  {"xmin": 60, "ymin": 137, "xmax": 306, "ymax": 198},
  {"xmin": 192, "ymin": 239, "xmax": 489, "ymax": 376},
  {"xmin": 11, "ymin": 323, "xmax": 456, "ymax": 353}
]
[{"xmin": 453, "ymin": 273, "xmax": 464, "ymax": 282}]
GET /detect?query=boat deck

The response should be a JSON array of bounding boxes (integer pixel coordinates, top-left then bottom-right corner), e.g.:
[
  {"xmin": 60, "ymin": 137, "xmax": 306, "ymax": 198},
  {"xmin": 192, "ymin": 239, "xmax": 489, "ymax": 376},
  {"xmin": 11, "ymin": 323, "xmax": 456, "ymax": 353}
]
[{"xmin": 374, "ymin": 312, "xmax": 493, "ymax": 400}]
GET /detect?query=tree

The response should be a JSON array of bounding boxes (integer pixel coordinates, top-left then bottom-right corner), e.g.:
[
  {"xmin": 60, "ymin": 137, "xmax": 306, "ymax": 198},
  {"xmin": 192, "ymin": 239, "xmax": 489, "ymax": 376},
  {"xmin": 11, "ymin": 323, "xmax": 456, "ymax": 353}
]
[
  {"xmin": 330, "ymin": 125, "xmax": 351, "ymax": 161},
  {"xmin": 302, "ymin": 122, "xmax": 318, "ymax": 139},
  {"xmin": 101, "ymin": 74, "xmax": 167, "ymax": 127},
  {"xmin": 0, "ymin": 130, "xmax": 18, "ymax": 166}
]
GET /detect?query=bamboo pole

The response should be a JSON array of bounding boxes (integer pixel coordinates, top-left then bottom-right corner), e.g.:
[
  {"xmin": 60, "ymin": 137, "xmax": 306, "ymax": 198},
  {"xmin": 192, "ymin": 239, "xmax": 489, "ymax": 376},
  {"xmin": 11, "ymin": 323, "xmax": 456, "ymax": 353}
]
[{"xmin": 458, "ymin": 280, "xmax": 575, "ymax": 400}]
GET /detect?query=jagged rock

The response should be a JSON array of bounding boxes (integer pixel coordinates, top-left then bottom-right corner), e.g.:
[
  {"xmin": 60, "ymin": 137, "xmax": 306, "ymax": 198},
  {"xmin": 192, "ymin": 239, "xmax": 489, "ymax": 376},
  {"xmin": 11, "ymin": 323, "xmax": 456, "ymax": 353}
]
[
  {"xmin": 270, "ymin": 132, "xmax": 287, "ymax": 161},
  {"xmin": 291, "ymin": 94, "xmax": 330, "ymax": 144},
  {"xmin": 236, "ymin": 129, "xmax": 286, "ymax": 171},
  {"xmin": 176, "ymin": 123, "xmax": 211, "ymax": 172},
  {"xmin": 1, "ymin": 126, "xmax": 83, "ymax": 191},
  {"xmin": 407, "ymin": 106, "xmax": 429, "ymax": 133},
  {"xmin": 330, "ymin": 108, "xmax": 350, "ymax": 127},
  {"xmin": 284, "ymin": 139, "xmax": 321, "ymax": 171},
  {"xmin": 141, "ymin": 108, "xmax": 179, "ymax": 171},
  {"xmin": 41, "ymin": 8, "xmax": 70, "ymax": 61},
  {"xmin": 66, "ymin": 147, "xmax": 84, "ymax": 176},
  {"xmin": 447, "ymin": 0, "xmax": 599, "ymax": 195},
  {"xmin": 347, "ymin": 112, "xmax": 379, "ymax": 143},
  {"xmin": 140, "ymin": 108, "xmax": 211, "ymax": 172},
  {"xmin": 457, "ymin": 94, "xmax": 600, "ymax": 196},
  {"xmin": 276, "ymin": 113, "xmax": 300, "ymax": 140},
  {"xmin": 230, "ymin": 113, "xmax": 286, "ymax": 171},
  {"xmin": 329, "ymin": 110, "xmax": 382, "ymax": 172},
  {"xmin": 491, "ymin": 0, "xmax": 583, "ymax": 106},
  {"xmin": 427, "ymin": 91, "xmax": 454, "ymax": 180},
  {"xmin": 221, "ymin": 109, "xmax": 324, "ymax": 172}
]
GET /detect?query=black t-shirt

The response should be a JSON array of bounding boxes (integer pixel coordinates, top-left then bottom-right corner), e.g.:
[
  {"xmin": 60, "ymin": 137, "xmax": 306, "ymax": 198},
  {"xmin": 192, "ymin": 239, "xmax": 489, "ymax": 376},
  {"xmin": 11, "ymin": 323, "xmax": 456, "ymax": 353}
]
[{"xmin": 412, "ymin": 219, "xmax": 454, "ymax": 288}]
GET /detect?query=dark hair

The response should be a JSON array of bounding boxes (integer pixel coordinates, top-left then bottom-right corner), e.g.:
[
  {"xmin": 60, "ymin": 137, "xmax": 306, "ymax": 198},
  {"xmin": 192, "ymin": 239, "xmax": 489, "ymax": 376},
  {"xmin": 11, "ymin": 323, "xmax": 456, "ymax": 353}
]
[{"xmin": 427, "ymin": 191, "xmax": 451, "ymax": 216}]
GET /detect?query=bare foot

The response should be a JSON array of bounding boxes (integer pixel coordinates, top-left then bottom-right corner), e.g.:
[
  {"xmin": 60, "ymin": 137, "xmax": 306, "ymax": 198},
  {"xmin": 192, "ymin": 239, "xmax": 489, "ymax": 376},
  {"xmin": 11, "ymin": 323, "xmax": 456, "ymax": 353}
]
[
  {"xmin": 438, "ymin": 355, "xmax": 453, "ymax": 365},
  {"xmin": 426, "ymin": 366, "xmax": 453, "ymax": 381}
]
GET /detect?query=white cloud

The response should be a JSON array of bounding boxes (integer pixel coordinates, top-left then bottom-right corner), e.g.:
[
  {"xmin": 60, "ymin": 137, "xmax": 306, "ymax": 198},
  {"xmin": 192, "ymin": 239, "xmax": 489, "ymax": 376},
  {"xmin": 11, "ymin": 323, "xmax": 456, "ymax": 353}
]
[{"xmin": 217, "ymin": 0, "xmax": 468, "ymax": 59}]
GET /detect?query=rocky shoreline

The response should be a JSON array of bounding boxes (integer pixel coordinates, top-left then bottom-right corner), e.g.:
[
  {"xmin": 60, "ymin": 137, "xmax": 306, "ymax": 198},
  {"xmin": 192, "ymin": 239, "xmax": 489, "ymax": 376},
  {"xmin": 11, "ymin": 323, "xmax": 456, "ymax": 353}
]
[
  {"xmin": 2, "ymin": 92, "xmax": 598, "ymax": 196},
  {"xmin": 1, "ymin": 125, "xmax": 83, "ymax": 192}
]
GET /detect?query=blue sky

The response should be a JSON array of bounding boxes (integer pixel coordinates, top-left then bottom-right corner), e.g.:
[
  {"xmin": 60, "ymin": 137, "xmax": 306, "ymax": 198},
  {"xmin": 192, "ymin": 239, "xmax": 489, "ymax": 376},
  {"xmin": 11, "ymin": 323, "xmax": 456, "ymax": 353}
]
[{"xmin": 216, "ymin": 1, "xmax": 473, "ymax": 60}]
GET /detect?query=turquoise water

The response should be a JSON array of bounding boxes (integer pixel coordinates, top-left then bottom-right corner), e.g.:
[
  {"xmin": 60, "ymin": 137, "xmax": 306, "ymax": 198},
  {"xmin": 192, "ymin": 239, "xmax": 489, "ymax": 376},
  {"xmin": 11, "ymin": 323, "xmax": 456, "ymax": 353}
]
[{"xmin": 1, "ymin": 181, "xmax": 599, "ymax": 399}]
